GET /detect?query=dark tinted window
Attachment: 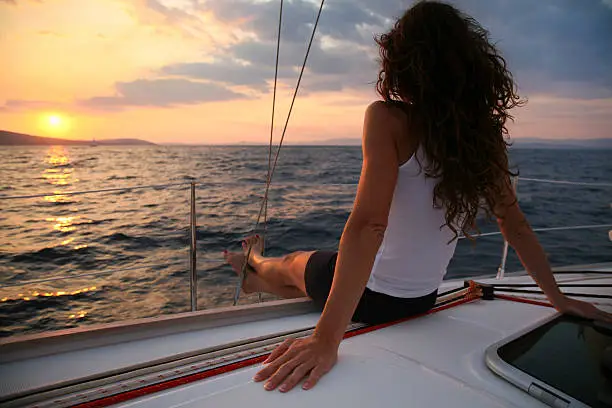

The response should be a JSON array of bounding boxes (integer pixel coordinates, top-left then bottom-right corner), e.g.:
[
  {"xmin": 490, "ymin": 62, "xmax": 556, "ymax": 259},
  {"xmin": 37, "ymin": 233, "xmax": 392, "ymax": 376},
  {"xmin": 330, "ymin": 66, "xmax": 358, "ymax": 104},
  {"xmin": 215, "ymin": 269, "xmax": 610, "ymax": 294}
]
[{"xmin": 499, "ymin": 315, "xmax": 612, "ymax": 408}]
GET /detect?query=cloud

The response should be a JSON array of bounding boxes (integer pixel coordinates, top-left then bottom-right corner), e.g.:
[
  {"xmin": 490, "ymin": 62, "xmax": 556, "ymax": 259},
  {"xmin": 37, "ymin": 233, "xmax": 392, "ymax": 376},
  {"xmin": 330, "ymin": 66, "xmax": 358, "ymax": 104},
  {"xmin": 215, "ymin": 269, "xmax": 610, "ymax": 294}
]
[
  {"xmin": 161, "ymin": 40, "xmax": 377, "ymax": 93},
  {"xmin": 146, "ymin": 0, "xmax": 381, "ymax": 94},
  {"xmin": 160, "ymin": 59, "xmax": 285, "ymax": 91},
  {"xmin": 157, "ymin": 0, "xmax": 381, "ymax": 94},
  {"xmin": 9, "ymin": 0, "xmax": 606, "ymax": 113},
  {"xmin": 140, "ymin": 0, "xmax": 612, "ymax": 99},
  {"xmin": 448, "ymin": 0, "xmax": 612, "ymax": 98},
  {"xmin": 79, "ymin": 79, "xmax": 248, "ymax": 110},
  {"xmin": 202, "ymin": 0, "xmax": 385, "ymax": 44},
  {"xmin": 37, "ymin": 30, "xmax": 64, "ymax": 37},
  {"xmin": 0, "ymin": 0, "xmax": 42, "ymax": 4},
  {"xmin": 0, "ymin": 99, "xmax": 62, "ymax": 111}
]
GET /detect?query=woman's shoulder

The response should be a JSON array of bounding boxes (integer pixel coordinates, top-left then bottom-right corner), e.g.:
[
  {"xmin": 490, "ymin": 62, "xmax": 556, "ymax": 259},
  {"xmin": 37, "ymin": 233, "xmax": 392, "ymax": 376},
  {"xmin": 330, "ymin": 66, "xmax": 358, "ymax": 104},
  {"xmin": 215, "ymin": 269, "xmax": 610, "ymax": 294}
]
[
  {"xmin": 365, "ymin": 100, "xmax": 411, "ymax": 136},
  {"xmin": 364, "ymin": 100, "xmax": 416, "ymax": 163},
  {"xmin": 365, "ymin": 100, "xmax": 411, "ymax": 125}
]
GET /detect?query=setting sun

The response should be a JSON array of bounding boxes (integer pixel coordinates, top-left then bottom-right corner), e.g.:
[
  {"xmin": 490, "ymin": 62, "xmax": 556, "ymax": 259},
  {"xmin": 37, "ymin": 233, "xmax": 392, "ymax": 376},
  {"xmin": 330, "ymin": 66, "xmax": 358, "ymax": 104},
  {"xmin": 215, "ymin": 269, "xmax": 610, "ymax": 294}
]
[
  {"xmin": 39, "ymin": 113, "xmax": 71, "ymax": 134},
  {"xmin": 48, "ymin": 115, "xmax": 62, "ymax": 127}
]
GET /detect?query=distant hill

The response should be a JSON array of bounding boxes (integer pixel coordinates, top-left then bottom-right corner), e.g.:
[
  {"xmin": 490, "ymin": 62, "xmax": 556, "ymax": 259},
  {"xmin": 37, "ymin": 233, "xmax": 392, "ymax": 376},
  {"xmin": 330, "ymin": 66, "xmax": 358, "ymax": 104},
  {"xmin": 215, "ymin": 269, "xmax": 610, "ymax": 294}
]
[
  {"xmin": 0, "ymin": 130, "xmax": 155, "ymax": 146},
  {"xmin": 287, "ymin": 138, "xmax": 362, "ymax": 146},
  {"xmin": 510, "ymin": 137, "xmax": 612, "ymax": 149},
  {"xmin": 289, "ymin": 137, "xmax": 612, "ymax": 148}
]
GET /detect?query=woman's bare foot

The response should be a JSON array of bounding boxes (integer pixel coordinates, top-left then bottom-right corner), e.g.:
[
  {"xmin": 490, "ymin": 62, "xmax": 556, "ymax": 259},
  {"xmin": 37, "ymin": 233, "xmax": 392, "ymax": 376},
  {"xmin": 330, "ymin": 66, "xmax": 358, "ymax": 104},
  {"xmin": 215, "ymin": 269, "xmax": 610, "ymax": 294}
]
[
  {"xmin": 242, "ymin": 235, "xmax": 264, "ymax": 264},
  {"xmin": 223, "ymin": 251, "xmax": 267, "ymax": 294}
]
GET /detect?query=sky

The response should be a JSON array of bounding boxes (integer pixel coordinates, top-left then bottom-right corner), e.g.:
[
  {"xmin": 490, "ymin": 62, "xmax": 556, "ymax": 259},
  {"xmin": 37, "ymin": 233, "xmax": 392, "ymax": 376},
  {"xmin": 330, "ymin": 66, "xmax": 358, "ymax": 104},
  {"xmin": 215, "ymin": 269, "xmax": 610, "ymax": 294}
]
[{"xmin": 1, "ymin": 0, "xmax": 611, "ymax": 144}]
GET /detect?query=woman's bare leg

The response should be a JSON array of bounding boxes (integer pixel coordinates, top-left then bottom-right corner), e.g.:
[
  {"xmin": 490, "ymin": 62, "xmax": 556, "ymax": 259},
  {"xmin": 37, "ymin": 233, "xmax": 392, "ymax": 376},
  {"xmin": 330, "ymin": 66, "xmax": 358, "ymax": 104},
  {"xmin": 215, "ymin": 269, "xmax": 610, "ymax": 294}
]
[
  {"xmin": 243, "ymin": 235, "xmax": 314, "ymax": 296},
  {"xmin": 224, "ymin": 251, "xmax": 307, "ymax": 298}
]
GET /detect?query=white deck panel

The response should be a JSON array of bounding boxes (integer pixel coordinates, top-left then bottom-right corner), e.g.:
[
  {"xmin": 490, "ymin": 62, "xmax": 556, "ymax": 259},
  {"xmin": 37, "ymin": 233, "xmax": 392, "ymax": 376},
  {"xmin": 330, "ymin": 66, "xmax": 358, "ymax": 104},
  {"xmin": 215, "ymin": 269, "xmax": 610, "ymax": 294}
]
[
  {"xmin": 0, "ymin": 313, "xmax": 320, "ymax": 401},
  {"xmin": 117, "ymin": 343, "xmax": 516, "ymax": 408},
  {"xmin": 1, "ymin": 267, "xmax": 610, "ymax": 407},
  {"xmin": 115, "ymin": 299, "xmax": 555, "ymax": 408},
  {"xmin": 113, "ymin": 272, "xmax": 612, "ymax": 408}
]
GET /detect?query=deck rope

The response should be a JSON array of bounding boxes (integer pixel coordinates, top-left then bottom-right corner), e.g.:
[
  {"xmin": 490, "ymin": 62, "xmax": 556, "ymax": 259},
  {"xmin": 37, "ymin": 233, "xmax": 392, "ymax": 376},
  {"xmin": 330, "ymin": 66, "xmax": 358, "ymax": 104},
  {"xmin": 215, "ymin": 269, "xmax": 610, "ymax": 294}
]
[
  {"xmin": 0, "ymin": 182, "xmax": 190, "ymax": 200},
  {"xmin": 1, "ymin": 176, "xmax": 611, "ymax": 201},
  {"xmin": 233, "ymin": 0, "xmax": 326, "ymax": 306},
  {"xmin": 259, "ymin": 0, "xmax": 284, "ymax": 304},
  {"xmin": 518, "ymin": 177, "xmax": 612, "ymax": 187}
]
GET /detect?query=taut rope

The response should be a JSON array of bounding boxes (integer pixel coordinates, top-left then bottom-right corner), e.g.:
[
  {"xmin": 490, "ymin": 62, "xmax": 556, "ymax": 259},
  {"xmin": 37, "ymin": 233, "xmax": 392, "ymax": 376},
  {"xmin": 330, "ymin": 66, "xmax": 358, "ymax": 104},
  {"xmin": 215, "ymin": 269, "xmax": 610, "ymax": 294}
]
[{"xmin": 233, "ymin": 0, "xmax": 326, "ymax": 305}]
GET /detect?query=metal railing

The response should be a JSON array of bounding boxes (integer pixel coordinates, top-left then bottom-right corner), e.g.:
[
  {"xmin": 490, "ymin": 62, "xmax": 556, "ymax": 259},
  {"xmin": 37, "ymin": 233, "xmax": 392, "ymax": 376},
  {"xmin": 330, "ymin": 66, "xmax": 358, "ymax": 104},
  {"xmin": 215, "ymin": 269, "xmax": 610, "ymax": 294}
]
[
  {"xmin": 189, "ymin": 183, "xmax": 198, "ymax": 312},
  {"xmin": 1, "ymin": 176, "xmax": 611, "ymax": 311}
]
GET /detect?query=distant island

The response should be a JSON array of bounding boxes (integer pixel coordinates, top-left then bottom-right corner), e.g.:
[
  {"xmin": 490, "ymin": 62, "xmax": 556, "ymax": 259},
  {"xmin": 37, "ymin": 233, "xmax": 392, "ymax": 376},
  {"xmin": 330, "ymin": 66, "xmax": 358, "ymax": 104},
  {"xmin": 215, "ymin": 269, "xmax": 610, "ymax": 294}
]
[
  {"xmin": 508, "ymin": 137, "xmax": 612, "ymax": 149},
  {"xmin": 3, "ymin": 129, "xmax": 609, "ymax": 148},
  {"xmin": 285, "ymin": 137, "xmax": 612, "ymax": 149},
  {"xmin": 0, "ymin": 130, "xmax": 155, "ymax": 146}
]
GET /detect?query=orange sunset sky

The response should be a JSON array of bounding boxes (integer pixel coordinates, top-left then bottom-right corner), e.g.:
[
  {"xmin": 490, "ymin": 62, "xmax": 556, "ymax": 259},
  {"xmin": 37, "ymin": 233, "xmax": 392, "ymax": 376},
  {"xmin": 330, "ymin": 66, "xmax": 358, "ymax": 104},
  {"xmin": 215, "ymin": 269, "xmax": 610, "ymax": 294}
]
[{"xmin": 1, "ymin": 0, "xmax": 611, "ymax": 144}]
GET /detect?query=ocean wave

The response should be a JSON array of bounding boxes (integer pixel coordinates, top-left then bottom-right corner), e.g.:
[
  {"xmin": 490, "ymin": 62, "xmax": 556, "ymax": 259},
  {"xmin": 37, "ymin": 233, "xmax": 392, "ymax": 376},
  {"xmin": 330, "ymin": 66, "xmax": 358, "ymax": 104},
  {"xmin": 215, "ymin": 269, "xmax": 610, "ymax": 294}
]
[
  {"xmin": 1, "ymin": 146, "xmax": 610, "ymax": 338},
  {"xmin": 11, "ymin": 245, "xmax": 96, "ymax": 264},
  {"xmin": 107, "ymin": 175, "xmax": 138, "ymax": 181},
  {"xmin": 0, "ymin": 289, "xmax": 104, "ymax": 338},
  {"xmin": 101, "ymin": 232, "xmax": 162, "ymax": 249}
]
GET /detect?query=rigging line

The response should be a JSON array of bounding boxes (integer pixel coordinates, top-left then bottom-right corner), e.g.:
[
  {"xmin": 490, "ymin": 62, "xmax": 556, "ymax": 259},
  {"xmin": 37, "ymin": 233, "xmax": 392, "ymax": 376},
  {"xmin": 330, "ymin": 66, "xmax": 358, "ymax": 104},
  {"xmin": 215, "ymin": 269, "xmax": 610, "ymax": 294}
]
[
  {"xmin": 490, "ymin": 283, "xmax": 612, "ymax": 288},
  {"xmin": 457, "ymin": 223, "xmax": 612, "ymax": 239},
  {"xmin": 265, "ymin": 0, "xmax": 326, "ymax": 191},
  {"xmin": 263, "ymin": 0, "xmax": 283, "ymax": 254},
  {"xmin": 518, "ymin": 177, "xmax": 612, "ymax": 187},
  {"xmin": 0, "ymin": 182, "xmax": 190, "ymax": 200},
  {"xmin": 260, "ymin": 0, "xmax": 283, "ymax": 304},
  {"xmin": 551, "ymin": 270, "xmax": 612, "ymax": 275},
  {"xmin": 234, "ymin": 0, "xmax": 326, "ymax": 306},
  {"xmin": 493, "ymin": 287, "xmax": 612, "ymax": 300}
]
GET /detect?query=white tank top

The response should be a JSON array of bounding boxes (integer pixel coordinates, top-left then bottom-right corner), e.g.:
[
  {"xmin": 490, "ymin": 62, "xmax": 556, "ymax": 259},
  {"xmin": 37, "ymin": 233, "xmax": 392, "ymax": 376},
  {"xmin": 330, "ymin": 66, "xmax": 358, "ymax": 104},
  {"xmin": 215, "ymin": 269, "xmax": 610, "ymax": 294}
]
[{"xmin": 366, "ymin": 148, "xmax": 458, "ymax": 298}]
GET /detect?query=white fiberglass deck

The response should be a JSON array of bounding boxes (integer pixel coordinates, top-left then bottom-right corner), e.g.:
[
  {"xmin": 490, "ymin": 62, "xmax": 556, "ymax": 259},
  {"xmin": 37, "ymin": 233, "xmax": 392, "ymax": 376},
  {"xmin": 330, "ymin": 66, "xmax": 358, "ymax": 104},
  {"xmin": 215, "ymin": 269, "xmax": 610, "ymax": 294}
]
[{"xmin": 1, "ymin": 266, "xmax": 611, "ymax": 408}]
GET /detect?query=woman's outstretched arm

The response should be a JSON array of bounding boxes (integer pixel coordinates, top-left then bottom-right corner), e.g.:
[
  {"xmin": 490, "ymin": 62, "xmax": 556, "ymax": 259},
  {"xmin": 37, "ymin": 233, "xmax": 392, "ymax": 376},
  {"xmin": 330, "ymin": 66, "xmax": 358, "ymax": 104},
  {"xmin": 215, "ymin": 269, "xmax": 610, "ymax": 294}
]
[
  {"xmin": 495, "ymin": 180, "xmax": 612, "ymax": 322},
  {"xmin": 253, "ymin": 101, "xmax": 408, "ymax": 392}
]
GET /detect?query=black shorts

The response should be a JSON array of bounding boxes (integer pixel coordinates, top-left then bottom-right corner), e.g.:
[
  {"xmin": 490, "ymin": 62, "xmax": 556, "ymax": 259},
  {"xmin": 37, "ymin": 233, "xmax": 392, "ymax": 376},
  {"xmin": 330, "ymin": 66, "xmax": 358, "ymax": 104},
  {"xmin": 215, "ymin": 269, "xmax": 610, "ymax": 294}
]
[{"xmin": 304, "ymin": 251, "xmax": 438, "ymax": 325}]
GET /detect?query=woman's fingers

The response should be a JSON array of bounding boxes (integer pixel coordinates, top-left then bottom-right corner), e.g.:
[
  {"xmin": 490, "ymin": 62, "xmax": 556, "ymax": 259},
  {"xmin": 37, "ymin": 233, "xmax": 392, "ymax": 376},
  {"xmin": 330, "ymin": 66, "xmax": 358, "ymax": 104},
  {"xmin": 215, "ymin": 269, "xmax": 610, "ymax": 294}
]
[
  {"xmin": 264, "ymin": 338, "xmax": 294, "ymax": 364},
  {"xmin": 303, "ymin": 365, "xmax": 328, "ymax": 390},
  {"xmin": 278, "ymin": 359, "xmax": 316, "ymax": 392},
  {"xmin": 263, "ymin": 352, "xmax": 309, "ymax": 391},
  {"xmin": 253, "ymin": 335, "xmax": 339, "ymax": 392},
  {"xmin": 254, "ymin": 341, "xmax": 299, "ymax": 382}
]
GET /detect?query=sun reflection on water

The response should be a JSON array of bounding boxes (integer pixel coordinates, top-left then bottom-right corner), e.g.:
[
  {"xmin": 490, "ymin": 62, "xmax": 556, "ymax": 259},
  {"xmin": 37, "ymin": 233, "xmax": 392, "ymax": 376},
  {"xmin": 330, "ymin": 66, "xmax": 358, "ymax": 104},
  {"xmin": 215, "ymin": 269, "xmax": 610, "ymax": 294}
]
[
  {"xmin": 47, "ymin": 216, "xmax": 75, "ymax": 232},
  {"xmin": 42, "ymin": 146, "xmax": 79, "ymax": 202},
  {"xmin": 69, "ymin": 311, "xmax": 88, "ymax": 319},
  {"xmin": 44, "ymin": 215, "xmax": 93, "ymax": 233},
  {"xmin": 45, "ymin": 146, "xmax": 70, "ymax": 167},
  {"xmin": 35, "ymin": 146, "xmax": 95, "ymax": 268},
  {"xmin": 45, "ymin": 215, "xmax": 93, "ymax": 248},
  {"xmin": 0, "ymin": 286, "xmax": 98, "ymax": 303},
  {"xmin": 42, "ymin": 168, "xmax": 78, "ymax": 186},
  {"xmin": 43, "ymin": 192, "xmax": 72, "ymax": 204}
]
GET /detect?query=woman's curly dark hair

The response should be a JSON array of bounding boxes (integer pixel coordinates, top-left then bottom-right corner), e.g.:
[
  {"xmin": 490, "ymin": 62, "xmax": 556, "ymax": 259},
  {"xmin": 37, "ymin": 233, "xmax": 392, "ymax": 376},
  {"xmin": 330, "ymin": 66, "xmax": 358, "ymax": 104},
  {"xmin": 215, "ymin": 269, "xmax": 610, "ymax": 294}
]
[{"xmin": 376, "ymin": 0, "xmax": 524, "ymax": 240}]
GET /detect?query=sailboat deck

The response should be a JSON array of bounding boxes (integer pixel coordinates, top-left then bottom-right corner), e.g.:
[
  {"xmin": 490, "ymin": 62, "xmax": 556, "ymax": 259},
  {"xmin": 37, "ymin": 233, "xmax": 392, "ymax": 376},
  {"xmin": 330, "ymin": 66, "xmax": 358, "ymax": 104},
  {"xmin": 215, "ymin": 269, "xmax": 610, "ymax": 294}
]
[{"xmin": 1, "ymin": 265, "xmax": 611, "ymax": 407}]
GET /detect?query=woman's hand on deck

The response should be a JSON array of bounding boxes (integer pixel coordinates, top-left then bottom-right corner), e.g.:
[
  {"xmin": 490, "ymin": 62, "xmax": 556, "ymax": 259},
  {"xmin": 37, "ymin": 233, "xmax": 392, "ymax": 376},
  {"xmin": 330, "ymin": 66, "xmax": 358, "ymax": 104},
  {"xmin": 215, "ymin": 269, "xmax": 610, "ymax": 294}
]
[
  {"xmin": 253, "ymin": 335, "xmax": 338, "ymax": 392},
  {"xmin": 554, "ymin": 296, "xmax": 612, "ymax": 323}
]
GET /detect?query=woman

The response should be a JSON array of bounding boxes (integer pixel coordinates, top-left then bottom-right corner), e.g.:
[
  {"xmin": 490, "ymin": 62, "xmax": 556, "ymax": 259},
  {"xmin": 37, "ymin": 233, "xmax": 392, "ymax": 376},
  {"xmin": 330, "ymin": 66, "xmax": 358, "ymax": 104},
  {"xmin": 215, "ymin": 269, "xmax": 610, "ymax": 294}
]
[{"xmin": 223, "ymin": 0, "xmax": 612, "ymax": 393}]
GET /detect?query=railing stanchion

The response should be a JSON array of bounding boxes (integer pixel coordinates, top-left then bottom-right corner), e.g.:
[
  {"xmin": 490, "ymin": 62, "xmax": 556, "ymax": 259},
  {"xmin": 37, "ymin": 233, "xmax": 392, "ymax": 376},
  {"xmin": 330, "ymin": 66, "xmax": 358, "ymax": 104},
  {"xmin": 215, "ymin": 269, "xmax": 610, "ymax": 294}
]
[
  {"xmin": 497, "ymin": 176, "xmax": 519, "ymax": 280},
  {"xmin": 189, "ymin": 182, "xmax": 198, "ymax": 311}
]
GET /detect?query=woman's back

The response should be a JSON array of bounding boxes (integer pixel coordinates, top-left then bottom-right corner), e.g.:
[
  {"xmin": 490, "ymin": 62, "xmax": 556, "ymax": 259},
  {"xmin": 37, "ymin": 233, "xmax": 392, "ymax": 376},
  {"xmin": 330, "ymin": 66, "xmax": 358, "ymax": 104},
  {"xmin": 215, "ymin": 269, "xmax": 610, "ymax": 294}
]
[{"xmin": 367, "ymin": 140, "xmax": 457, "ymax": 298}]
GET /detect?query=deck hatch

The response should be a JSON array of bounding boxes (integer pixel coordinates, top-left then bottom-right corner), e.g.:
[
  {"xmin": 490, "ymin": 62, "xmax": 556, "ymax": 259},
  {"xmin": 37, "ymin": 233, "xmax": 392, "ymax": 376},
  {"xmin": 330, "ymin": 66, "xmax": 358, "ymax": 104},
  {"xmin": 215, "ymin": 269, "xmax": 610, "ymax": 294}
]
[{"xmin": 486, "ymin": 314, "xmax": 612, "ymax": 408}]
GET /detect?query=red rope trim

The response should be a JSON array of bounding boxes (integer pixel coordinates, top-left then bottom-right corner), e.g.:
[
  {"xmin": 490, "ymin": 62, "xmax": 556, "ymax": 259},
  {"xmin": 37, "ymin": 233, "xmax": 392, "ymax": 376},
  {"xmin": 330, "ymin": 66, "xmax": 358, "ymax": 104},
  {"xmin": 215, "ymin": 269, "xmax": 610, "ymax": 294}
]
[
  {"xmin": 71, "ymin": 355, "xmax": 268, "ymax": 408},
  {"xmin": 344, "ymin": 296, "xmax": 479, "ymax": 339},
  {"xmin": 495, "ymin": 294, "xmax": 554, "ymax": 308},
  {"xmin": 71, "ymin": 296, "xmax": 479, "ymax": 408}
]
